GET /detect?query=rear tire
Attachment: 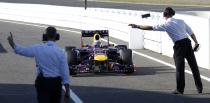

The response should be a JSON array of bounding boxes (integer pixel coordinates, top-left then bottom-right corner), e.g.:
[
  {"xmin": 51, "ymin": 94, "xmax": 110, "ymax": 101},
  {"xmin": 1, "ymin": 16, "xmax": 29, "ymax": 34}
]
[{"xmin": 65, "ymin": 46, "xmax": 77, "ymax": 75}]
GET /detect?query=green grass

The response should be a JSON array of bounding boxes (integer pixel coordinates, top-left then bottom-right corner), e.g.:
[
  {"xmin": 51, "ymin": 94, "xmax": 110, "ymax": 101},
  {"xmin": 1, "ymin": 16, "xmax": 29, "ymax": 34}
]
[{"xmin": 98, "ymin": 0, "xmax": 210, "ymax": 6}]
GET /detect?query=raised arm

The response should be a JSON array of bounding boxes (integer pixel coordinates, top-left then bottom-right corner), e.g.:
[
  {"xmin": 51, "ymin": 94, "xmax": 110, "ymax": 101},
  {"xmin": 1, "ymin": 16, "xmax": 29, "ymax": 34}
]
[
  {"xmin": 7, "ymin": 32, "xmax": 36, "ymax": 57},
  {"xmin": 128, "ymin": 24, "xmax": 153, "ymax": 30}
]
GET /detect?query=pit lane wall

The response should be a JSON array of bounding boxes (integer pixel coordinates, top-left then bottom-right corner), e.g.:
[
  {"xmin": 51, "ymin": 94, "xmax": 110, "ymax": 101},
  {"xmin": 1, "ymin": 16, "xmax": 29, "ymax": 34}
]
[{"xmin": 0, "ymin": 3, "xmax": 209, "ymax": 70}]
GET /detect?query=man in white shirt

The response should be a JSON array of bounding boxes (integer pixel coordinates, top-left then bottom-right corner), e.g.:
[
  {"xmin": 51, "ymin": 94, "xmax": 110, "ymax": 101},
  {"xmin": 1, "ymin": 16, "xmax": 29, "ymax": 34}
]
[
  {"xmin": 129, "ymin": 7, "xmax": 203, "ymax": 94},
  {"xmin": 8, "ymin": 26, "xmax": 70, "ymax": 103}
]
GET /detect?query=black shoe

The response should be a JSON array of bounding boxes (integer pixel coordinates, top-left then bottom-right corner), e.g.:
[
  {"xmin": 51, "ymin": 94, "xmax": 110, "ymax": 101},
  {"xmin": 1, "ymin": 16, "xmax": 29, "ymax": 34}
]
[
  {"xmin": 197, "ymin": 87, "xmax": 203, "ymax": 94},
  {"xmin": 172, "ymin": 90, "xmax": 183, "ymax": 94}
]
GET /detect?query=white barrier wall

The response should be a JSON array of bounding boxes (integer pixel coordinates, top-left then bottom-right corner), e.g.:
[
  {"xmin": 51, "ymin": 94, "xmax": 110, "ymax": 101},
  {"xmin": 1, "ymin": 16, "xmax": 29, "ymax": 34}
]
[
  {"xmin": 0, "ymin": 3, "xmax": 209, "ymax": 69},
  {"xmin": 140, "ymin": 12, "xmax": 166, "ymax": 53},
  {"xmin": 0, "ymin": 3, "xmax": 149, "ymax": 42}
]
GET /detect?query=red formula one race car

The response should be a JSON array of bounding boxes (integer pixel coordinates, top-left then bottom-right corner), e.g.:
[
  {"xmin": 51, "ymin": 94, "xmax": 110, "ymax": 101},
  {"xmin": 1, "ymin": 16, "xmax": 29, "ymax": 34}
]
[{"xmin": 65, "ymin": 30, "xmax": 134, "ymax": 75}]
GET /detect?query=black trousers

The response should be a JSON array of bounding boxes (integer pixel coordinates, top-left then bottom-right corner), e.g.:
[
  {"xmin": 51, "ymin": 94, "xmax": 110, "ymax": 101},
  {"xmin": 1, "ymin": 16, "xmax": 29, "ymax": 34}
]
[
  {"xmin": 35, "ymin": 76, "xmax": 62, "ymax": 103},
  {"xmin": 173, "ymin": 38, "xmax": 203, "ymax": 92}
]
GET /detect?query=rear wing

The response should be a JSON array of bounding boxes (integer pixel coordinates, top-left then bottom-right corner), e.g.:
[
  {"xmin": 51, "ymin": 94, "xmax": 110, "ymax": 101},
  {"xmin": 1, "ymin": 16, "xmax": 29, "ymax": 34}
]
[
  {"xmin": 81, "ymin": 30, "xmax": 109, "ymax": 38},
  {"xmin": 80, "ymin": 30, "xmax": 110, "ymax": 47}
]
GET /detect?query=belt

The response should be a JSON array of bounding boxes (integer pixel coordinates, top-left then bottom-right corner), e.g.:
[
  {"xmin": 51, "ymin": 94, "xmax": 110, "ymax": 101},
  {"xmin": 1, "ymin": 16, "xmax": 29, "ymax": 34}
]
[
  {"xmin": 35, "ymin": 76, "xmax": 62, "ymax": 88},
  {"xmin": 37, "ymin": 75, "xmax": 61, "ymax": 80},
  {"xmin": 175, "ymin": 38, "xmax": 190, "ymax": 45}
]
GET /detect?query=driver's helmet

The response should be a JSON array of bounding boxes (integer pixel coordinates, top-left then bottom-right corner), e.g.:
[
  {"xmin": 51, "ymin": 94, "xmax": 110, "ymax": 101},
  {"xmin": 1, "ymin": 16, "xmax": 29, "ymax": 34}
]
[{"xmin": 93, "ymin": 34, "xmax": 102, "ymax": 48}]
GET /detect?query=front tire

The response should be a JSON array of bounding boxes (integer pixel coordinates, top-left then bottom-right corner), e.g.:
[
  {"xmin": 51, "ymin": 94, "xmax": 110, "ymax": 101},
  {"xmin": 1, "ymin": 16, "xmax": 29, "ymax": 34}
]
[
  {"xmin": 65, "ymin": 46, "xmax": 77, "ymax": 75},
  {"xmin": 119, "ymin": 49, "xmax": 134, "ymax": 74},
  {"xmin": 119, "ymin": 49, "xmax": 133, "ymax": 65},
  {"xmin": 115, "ymin": 45, "xmax": 127, "ymax": 50}
]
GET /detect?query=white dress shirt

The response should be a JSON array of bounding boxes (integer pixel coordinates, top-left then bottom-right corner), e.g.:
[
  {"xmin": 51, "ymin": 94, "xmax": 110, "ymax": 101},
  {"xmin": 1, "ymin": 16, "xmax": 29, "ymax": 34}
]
[
  {"xmin": 153, "ymin": 18, "xmax": 193, "ymax": 43},
  {"xmin": 14, "ymin": 41, "xmax": 70, "ymax": 85}
]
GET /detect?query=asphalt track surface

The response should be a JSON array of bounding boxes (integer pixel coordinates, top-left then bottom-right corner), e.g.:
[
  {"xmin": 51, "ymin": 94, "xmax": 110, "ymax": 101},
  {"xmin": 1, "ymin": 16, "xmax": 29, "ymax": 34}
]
[
  {"xmin": 0, "ymin": 0, "xmax": 210, "ymax": 11},
  {"xmin": 0, "ymin": 0, "xmax": 210, "ymax": 103},
  {"xmin": 0, "ymin": 20, "xmax": 210, "ymax": 103}
]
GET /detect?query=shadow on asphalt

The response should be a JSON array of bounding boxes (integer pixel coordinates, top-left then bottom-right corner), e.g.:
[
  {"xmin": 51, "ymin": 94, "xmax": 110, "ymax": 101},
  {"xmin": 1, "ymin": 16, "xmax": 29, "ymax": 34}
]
[
  {"xmin": 0, "ymin": 84, "xmax": 209, "ymax": 103},
  {"xmin": 0, "ymin": 84, "xmax": 37, "ymax": 103},
  {"xmin": 0, "ymin": 43, "xmax": 7, "ymax": 53},
  {"xmin": 72, "ymin": 86, "xmax": 210, "ymax": 103},
  {"xmin": 0, "ymin": 83, "xmax": 74, "ymax": 103},
  {"xmin": 134, "ymin": 66, "xmax": 174, "ymax": 75}
]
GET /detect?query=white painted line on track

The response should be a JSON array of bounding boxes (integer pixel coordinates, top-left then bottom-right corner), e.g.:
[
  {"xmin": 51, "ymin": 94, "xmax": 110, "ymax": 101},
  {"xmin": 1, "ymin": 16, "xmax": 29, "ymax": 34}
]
[
  {"xmin": 132, "ymin": 50, "xmax": 210, "ymax": 82},
  {"xmin": 70, "ymin": 89, "xmax": 84, "ymax": 103},
  {"xmin": 1, "ymin": 19, "xmax": 210, "ymax": 83},
  {"xmin": 101, "ymin": 36, "xmax": 210, "ymax": 82}
]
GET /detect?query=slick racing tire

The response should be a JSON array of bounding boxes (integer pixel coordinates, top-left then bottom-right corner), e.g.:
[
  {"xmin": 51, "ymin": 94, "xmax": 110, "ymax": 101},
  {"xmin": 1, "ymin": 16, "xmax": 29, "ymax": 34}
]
[
  {"xmin": 119, "ymin": 49, "xmax": 133, "ymax": 65},
  {"xmin": 119, "ymin": 49, "xmax": 134, "ymax": 74},
  {"xmin": 70, "ymin": 68, "xmax": 77, "ymax": 76},
  {"xmin": 65, "ymin": 46, "xmax": 77, "ymax": 75},
  {"xmin": 115, "ymin": 45, "xmax": 127, "ymax": 50}
]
